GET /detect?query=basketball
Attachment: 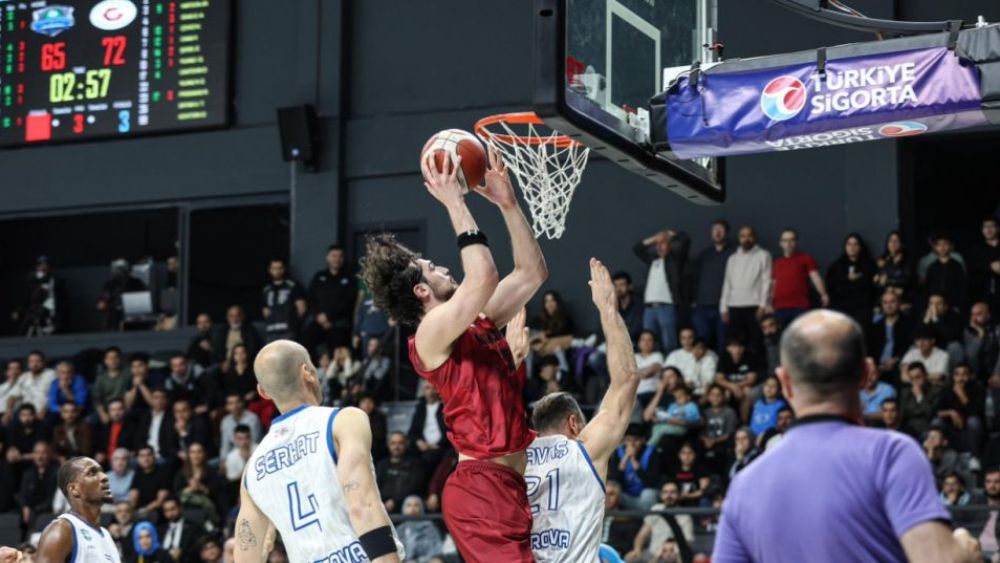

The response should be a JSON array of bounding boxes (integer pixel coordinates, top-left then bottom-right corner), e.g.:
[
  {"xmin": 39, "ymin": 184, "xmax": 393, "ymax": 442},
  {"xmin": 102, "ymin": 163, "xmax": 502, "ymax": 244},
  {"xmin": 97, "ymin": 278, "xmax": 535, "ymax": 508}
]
[{"xmin": 421, "ymin": 129, "xmax": 488, "ymax": 192}]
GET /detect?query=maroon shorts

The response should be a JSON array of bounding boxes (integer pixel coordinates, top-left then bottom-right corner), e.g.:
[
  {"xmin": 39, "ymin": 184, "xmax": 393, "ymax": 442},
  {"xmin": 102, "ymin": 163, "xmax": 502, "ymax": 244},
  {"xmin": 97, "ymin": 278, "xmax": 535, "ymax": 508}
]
[{"xmin": 442, "ymin": 460, "xmax": 534, "ymax": 562}]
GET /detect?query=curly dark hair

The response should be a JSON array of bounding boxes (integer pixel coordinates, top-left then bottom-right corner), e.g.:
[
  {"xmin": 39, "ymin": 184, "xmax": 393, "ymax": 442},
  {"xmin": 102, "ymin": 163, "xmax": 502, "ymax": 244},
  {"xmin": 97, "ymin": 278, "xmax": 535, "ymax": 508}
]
[{"xmin": 359, "ymin": 233, "xmax": 425, "ymax": 327}]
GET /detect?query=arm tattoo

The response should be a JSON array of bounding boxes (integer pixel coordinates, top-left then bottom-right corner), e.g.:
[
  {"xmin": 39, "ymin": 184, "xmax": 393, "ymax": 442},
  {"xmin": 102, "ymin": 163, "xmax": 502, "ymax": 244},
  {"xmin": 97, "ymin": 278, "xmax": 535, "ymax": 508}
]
[
  {"xmin": 237, "ymin": 519, "xmax": 258, "ymax": 551},
  {"xmin": 342, "ymin": 479, "xmax": 360, "ymax": 494}
]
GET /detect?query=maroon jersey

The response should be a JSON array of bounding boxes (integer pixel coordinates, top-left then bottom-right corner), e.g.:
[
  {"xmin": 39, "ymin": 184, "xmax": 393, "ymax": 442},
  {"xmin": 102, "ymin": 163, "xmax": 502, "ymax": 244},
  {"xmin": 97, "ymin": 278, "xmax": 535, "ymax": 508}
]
[{"xmin": 408, "ymin": 316, "xmax": 536, "ymax": 459}]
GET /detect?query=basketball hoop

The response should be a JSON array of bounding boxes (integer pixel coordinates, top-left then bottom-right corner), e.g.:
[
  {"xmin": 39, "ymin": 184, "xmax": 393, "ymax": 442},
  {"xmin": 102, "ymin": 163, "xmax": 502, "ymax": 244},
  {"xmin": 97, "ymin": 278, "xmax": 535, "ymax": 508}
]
[{"xmin": 475, "ymin": 112, "xmax": 590, "ymax": 239}]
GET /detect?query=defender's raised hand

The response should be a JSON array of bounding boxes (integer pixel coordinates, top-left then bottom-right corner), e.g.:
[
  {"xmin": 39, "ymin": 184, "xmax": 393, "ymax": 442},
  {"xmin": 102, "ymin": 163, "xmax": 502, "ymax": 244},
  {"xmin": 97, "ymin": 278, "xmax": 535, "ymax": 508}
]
[
  {"xmin": 475, "ymin": 147, "xmax": 517, "ymax": 209},
  {"xmin": 588, "ymin": 258, "xmax": 616, "ymax": 315}
]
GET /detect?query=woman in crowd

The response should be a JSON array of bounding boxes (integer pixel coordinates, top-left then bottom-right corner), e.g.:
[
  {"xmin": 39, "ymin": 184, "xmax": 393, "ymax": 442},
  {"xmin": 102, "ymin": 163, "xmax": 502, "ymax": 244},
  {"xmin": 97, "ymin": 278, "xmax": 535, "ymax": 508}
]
[
  {"xmin": 530, "ymin": 291, "xmax": 595, "ymax": 356},
  {"xmin": 128, "ymin": 522, "xmax": 172, "ymax": 563},
  {"xmin": 531, "ymin": 290, "xmax": 577, "ymax": 355},
  {"xmin": 874, "ymin": 230, "xmax": 915, "ymax": 306},
  {"xmin": 324, "ymin": 345, "xmax": 361, "ymax": 405},
  {"xmin": 670, "ymin": 442, "xmax": 712, "ymax": 507},
  {"xmin": 634, "ymin": 331, "xmax": 665, "ymax": 407},
  {"xmin": 172, "ymin": 441, "xmax": 225, "ymax": 527},
  {"xmin": 220, "ymin": 344, "xmax": 257, "ymax": 404},
  {"xmin": 827, "ymin": 233, "xmax": 878, "ymax": 330},
  {"xmin": 728, "ymin": 427, "xmax": 757, "ymax": 484}
]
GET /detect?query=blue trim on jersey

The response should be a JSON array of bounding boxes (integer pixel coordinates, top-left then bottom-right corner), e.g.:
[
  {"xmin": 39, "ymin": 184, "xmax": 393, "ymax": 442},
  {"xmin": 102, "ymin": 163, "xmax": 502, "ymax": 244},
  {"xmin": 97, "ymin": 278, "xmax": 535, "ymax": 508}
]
[
  {"xmin": 327, "ymin": 407, "xmax": 341, "ymax": 464},
  {"xmin": 271, "ymin": 403, "xmax": 309, "ymax": 424},
  {"xmin": 67, "ymin": 519, "xmax": 78, "ymax": 563},
  {"xmin": 69, "ymin": 511, "xmax": 104, "ymax": 533},
  {"xmin": 577, "ymin": 441, "xmax": 606, "ymax": 493}
]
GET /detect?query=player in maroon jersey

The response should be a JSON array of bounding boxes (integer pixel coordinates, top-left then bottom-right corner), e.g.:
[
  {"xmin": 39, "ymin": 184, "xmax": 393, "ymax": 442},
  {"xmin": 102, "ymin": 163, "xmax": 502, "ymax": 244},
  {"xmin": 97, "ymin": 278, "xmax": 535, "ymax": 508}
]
[{"xmin": 361, "ymin": 148, "xmax": 547, "ymax": 562}]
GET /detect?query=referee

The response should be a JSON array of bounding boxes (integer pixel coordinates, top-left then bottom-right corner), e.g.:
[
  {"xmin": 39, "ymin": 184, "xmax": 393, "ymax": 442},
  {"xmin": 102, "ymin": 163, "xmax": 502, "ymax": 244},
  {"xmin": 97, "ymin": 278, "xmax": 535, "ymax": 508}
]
[{"xmin": 713, "ymin": 310, "xmax": 981, "ymax": 563}]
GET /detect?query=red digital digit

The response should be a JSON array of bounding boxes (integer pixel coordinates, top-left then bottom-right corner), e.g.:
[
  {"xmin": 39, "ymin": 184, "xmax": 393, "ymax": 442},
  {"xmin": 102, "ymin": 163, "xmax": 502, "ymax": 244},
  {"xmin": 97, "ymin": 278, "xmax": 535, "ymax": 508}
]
[
  {"xmin": 40, "ymin": 43, "xmax": 66, "ymax": 71},
  {"xmin": 101, "ymin": 36, "xmax": 127, "ymax": 66},
  {"xmin": 73, "ymin": 114, "xmax": 84, "ymax": 134}
]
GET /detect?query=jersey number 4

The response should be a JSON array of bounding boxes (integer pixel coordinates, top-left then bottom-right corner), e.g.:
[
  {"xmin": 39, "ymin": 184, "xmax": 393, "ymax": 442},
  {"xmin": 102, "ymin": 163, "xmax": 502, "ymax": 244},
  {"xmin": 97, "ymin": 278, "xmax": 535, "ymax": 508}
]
[
  {"xmin": 287, "ymin": 481, "xmax": 322, "ymax": 532},
  {"xmin": 525, "ymin": 468, "xmax": 560, "ymax": 516}
]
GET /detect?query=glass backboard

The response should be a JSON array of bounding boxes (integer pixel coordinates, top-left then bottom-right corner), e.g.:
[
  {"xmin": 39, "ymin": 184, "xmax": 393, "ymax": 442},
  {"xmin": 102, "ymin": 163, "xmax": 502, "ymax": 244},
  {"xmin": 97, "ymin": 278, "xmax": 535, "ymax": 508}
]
[{"xmin": 534, "ymin": 0, "xmax": 725, "ymax": 203}]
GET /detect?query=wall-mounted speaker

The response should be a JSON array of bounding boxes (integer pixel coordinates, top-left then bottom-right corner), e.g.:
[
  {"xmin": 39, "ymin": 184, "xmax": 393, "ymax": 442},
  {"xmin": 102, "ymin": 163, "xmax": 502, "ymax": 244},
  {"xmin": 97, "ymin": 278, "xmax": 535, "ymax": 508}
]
[{"xmin": 277, "ymin": 105, "xmax": 318, "ymax": 169}]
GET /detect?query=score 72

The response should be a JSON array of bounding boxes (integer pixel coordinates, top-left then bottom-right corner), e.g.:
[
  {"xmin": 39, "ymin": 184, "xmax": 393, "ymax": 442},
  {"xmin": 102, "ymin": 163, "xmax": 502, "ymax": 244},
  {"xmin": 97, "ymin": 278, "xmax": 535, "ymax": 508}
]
[{"xmin": 101, "ymin": 36, "xmax": 127, "ymax": 66}]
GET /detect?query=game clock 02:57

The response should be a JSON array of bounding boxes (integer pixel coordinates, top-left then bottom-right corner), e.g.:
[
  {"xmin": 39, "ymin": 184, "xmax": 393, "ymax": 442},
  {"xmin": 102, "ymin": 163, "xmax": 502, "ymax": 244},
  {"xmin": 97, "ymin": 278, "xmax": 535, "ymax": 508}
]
[{"xmin": 49, "ymin": 69, "xmax": 112, "ymax": 103}]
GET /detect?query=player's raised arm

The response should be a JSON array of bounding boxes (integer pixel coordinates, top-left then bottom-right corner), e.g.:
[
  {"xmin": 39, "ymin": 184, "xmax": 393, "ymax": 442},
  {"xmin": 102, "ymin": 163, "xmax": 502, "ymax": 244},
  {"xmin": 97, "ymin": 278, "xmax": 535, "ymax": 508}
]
[
  {"xmin": 578, "ymin": 258, "xmax": 641, "ymax": 476},
  {"xmin": 234, "ymin": 480, "xmax": 277, "ymax": 563},
  {"xmin": 333, "ymin": 407, "xmax": 402, "ymax": 563},
  {"xmin": 475, "ymin": 148, "xmax": 548, "ymax": 328},
  {"xmin": 34, "ymin": 519, "xmax": 73, "ymax": 563},
  {"xmin": 415, "ymin": 152, "xmax": 499, "ymax": 367}
]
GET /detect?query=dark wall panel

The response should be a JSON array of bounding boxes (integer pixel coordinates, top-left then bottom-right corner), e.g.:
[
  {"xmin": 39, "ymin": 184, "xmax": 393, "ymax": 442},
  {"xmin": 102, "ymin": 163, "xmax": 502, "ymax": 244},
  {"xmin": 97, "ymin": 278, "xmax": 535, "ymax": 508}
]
[
  {"xmin": 347, "ymin": 1, "xmax": 534, "ymax": 117},
  {"xmin": 11, "ymin": 0, "xmax": 993, "ymax": 336}
]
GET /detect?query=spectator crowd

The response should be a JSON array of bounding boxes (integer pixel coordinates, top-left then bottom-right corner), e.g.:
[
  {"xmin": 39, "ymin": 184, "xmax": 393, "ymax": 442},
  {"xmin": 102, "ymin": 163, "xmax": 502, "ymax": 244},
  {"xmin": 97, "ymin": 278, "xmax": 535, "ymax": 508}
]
[
  {"xmin": 5, "ymin": 218, "xmax": 1000, "ymax": 562},
  {"xmin": 522, "ymin": 218, "xmax": 1000, "ymax": 561}
]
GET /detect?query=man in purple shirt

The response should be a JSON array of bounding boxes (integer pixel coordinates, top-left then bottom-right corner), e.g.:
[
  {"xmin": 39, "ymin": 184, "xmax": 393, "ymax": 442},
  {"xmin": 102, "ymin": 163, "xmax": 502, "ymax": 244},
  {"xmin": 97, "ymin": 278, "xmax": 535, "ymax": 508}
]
[{"xmin": 713, "ymin": 310, "xmax": 981, "ymax": 563}]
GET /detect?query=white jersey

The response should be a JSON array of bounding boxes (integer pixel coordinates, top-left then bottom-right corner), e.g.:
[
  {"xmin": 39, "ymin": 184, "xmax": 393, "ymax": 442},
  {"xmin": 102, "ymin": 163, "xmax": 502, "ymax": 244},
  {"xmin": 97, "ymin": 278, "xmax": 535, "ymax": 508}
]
[
  {"xmin": 526, "ymin": 435, "xmax": 606, "ymax": 563},
  {"xmin": 57, "ymin": 513, "xmax": 121, "ymax": 562},
  {"xmin": 244, "ymin": 405, "xmax": 403, "ymax": 562}
]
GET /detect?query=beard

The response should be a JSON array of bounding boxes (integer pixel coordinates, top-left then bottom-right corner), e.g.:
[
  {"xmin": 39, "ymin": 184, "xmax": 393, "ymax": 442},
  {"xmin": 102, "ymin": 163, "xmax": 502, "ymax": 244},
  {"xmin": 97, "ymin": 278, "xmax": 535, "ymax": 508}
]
[{"xmin": 432, "ymin": 283, "xmax": 457, "ymax": 302}]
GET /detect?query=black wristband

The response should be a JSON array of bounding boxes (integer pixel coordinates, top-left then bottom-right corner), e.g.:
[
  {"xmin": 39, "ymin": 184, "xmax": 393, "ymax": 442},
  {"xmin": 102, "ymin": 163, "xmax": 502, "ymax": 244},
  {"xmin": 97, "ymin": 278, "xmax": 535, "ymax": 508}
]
[
  {"xmin": 457, "ymin": 229, "xmax": 489, "ymax": 250},
  {"xmin": 359, "ymin": 526, "xmax": 396, "ymax": 560}
]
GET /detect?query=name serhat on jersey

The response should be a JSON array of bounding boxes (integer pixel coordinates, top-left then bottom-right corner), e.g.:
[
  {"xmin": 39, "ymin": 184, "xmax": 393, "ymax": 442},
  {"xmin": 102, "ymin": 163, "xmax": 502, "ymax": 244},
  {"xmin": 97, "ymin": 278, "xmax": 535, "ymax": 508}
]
[
  {"xmin": 245, "ymin": 405, "xmax": 403, "ymax": 563},
  {"xmin": 526, "ymin": 434, "xmax": 605, "ymax": 563}
]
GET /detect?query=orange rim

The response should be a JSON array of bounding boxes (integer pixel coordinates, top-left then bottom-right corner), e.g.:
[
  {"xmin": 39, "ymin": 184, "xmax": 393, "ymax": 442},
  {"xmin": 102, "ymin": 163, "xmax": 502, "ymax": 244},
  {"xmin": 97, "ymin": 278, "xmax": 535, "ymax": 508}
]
[{"xmin": 475, "ymin": 112, "xmax": 581, "ymax": 149}]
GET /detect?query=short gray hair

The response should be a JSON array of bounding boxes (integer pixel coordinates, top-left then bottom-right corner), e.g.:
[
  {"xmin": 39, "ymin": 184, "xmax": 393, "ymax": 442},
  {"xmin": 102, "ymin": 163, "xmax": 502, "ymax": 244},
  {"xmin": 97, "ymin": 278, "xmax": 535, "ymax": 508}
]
[{"xmin": 531, "ymin": 392, "xmax": 586, "ymax": 433}]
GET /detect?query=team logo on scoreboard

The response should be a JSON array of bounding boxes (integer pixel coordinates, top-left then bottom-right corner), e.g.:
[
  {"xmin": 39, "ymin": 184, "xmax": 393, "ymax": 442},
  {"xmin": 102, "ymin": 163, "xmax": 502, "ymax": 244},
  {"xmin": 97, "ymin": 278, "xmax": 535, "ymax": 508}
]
[
  {"xmin": 878, "ymin": 121, "xmax": 928, "ymax": 138},
  {"xmin": 30, "ymin": 6, "xmax": 75, "ymax": 37},
  {"xmin": 90, "ymin": 0, "xmax": 137, "ymax": 31},
  {"xmin": 760, "ymin": 76, "xmax": 807, "ymax": 122}
]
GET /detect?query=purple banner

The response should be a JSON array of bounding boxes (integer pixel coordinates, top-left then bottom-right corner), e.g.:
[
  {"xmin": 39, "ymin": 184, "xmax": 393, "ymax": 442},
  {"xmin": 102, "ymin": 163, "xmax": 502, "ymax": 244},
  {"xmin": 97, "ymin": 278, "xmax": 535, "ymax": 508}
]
[{"xmin": 666, "ymin": 46, "xmax": 988, "ymax": 159}]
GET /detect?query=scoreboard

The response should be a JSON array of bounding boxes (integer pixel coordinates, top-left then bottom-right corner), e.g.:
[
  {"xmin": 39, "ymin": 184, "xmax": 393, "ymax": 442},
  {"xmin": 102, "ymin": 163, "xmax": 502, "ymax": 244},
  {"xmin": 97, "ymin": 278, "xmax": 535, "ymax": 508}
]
[{"xmin": 0, "ymin": 0, "xmax": 229, "ymax": 147}]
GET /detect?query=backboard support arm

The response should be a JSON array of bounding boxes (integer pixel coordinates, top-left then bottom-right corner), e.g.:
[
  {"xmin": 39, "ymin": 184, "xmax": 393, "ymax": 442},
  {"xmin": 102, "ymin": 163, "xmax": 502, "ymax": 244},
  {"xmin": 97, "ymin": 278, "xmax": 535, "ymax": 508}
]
[{"xmin": 767, "ymin": 0, "xmax": 965, "ymax": 37}]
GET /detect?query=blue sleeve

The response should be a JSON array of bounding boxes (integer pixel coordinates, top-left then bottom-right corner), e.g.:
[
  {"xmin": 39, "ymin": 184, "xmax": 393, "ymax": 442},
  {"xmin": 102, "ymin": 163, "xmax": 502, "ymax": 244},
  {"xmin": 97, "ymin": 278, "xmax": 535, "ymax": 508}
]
[
  {"xmin": 48, "ymin": 380, "xmax": 60, "ymax": 412},
  {"xmin": 685, "ymin": 403, "xmax": 701, "ymax": 423},
  {"xmin": 74, "ymin": 377, "xmax": 89, "ymax": 409},
  {"xmin": 880, "ymin": 434, "xmax": 951, "ymax": 537},
  {"xmin": 713, "ymin": 493, "xmax": 751, "ymax": 562}
]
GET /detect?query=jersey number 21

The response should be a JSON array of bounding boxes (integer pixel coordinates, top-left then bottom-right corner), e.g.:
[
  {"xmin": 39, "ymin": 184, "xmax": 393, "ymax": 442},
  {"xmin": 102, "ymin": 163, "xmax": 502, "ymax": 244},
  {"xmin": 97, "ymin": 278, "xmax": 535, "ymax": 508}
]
[{"xmin": 525, "ymin": 469, "xmax": 560, "ymax": 516}]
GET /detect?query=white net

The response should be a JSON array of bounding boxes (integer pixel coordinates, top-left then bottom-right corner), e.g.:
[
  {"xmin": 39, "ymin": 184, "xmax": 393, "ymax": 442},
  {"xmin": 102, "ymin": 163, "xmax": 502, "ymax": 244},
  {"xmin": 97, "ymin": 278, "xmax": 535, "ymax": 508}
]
[{"xmin": 477, "ymin": 119, "xmax": 590, "ymax": 239}]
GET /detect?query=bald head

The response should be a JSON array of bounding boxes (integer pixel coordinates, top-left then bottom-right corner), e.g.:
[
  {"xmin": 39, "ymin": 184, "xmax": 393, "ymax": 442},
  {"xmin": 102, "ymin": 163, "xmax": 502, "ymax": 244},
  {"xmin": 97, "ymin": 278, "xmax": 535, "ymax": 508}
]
[
  {"xmin": 254, "ymin": 340, "xmax": 315, "ymax": 404},
  {"xmin": 780, "ymin": 310, "xmax": 866, "ymax": 395}
]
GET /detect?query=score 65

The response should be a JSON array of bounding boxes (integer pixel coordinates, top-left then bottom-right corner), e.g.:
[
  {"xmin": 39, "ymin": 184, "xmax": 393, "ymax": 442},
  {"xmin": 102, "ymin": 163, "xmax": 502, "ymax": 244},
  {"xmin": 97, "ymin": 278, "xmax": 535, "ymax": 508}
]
[{"xmin": 40, "ymin": 43, "xmax": 66, "ymax": 71}]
